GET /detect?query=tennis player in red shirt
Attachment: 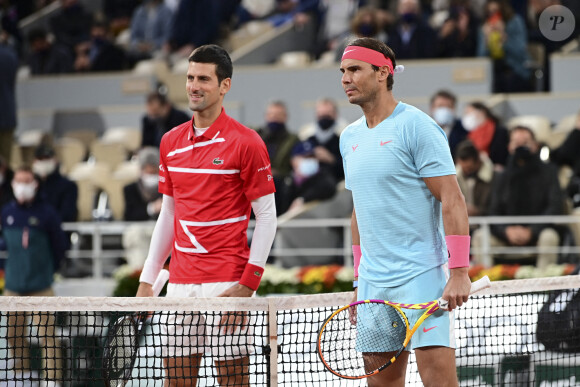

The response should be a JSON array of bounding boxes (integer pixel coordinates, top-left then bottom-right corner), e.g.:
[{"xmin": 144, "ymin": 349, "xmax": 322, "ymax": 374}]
[{"xmin": 136, "ymin": 44, "xmax": 277, "ymax": 386}]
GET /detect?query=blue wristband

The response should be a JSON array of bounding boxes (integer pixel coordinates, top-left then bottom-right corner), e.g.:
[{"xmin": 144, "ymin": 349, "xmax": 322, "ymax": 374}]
[{"xmin": 353, "ymin": 280, "xmax": 358, "ymax": 289}]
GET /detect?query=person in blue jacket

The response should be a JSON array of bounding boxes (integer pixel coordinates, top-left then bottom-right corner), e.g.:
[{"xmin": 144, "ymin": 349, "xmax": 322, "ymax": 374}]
[{"xmin": 0, "ymin": 165, "xmax": 67, "ymax": 385}]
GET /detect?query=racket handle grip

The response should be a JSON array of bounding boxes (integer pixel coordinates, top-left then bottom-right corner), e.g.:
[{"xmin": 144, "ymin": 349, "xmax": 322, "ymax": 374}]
[
  {"xmin": 470, "ymin": 275, "xmax": 491, "ymax": 294},
  {"xmin": 152, "ymin": 269, "xmax": 170, "ymax": 297},
  {"xmin": 438, "ymin": 275, "xmax": 491, "ymax": 310}
]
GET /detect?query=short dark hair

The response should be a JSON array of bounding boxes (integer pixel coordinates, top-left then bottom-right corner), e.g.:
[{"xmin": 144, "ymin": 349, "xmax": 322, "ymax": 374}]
[
  {"xmin": 455, "ymin": 140, "xmax": 480, "ymax": 162},
  {"xmin": 430, "ymin": 90, "xmax": 457, "ymax": 107},
  {"xmin": 146, "ymin": 91, "xmax": 169, "ymax": 105},
  {"xmin": 345, "ymin": 37, "xmax": 397, "ymax": 91},
  {"xmin": 188, "ymin": 44, "xmax": 233, "ymax": 85},
  {"xmin": 511, "ymin": 125, "xmax": 536, "ymax": 142}
]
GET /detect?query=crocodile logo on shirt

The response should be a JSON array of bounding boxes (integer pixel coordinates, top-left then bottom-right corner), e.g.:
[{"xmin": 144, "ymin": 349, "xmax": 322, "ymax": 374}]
[{"xmin": 213, "ymin": 158, "xmax": 224, "ymax": 165}]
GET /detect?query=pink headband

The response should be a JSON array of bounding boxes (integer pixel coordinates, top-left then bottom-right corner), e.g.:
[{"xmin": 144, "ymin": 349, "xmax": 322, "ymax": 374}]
[{"xmin": 342, "ymin": 46, "xmax": 394, "ymax": 75}]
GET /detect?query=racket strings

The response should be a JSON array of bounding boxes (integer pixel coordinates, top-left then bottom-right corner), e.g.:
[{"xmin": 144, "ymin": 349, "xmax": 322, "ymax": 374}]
[
  {"xmin": 103, "ymin": 315, "xmax": 141, "ymax": 385},
  {"xmin": 319, "ymin": 303, "xmax": 407, "ymax": 378}
]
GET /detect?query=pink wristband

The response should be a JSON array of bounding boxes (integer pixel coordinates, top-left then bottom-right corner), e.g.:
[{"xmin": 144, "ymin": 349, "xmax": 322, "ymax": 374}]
[
  {"xmin": 445, "ymin": 235, "xmax": 471, "ymax": 268},
  {"xmin": 353, "ymin": 245, "xmax": 361, "ymax": 277}
]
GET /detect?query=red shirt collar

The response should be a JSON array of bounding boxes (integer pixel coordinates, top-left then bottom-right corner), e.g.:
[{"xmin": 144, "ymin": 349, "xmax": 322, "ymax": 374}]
[{"xmin": 188, "ymin": 107, "xmax": 229, "ymax": 141}]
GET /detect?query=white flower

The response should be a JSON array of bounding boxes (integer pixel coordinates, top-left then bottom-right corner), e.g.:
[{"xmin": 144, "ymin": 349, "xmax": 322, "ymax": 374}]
[
  {"xmin": 261, "ymin": 265, "xmax": 300, "ymax": 285},
  {"xmin": 113, "ymin": 264, "xmax": 135, "ymax": 281},
  {"xmin": 335, "ymin": 266, "xmax": 354, "ymax": 282}
]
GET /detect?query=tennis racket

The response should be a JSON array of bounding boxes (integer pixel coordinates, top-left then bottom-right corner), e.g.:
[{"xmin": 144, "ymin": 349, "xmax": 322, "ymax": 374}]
[
  {"xmin": 102, "ymin": 269, "xmax": 170, "ymax": 387},
  {"xmin": 317, "ymin": 275, "xmax": 491, "ymax": 379}
]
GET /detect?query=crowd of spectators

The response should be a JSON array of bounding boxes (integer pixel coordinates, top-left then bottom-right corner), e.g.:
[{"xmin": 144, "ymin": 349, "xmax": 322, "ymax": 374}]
[{"xmin": 0, "ymin": 0, "xmax": 577, "ymax": 92}]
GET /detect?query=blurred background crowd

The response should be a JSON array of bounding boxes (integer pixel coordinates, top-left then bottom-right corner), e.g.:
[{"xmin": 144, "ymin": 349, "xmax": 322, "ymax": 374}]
[{"xmin": 0, "ymin": 0, "xmax": 579, "ymax": 290}]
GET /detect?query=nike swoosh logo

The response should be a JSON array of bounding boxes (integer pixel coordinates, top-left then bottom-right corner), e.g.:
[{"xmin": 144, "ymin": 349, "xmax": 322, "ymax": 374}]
[
  {"xmin": 423, "ymin": 326, "xmax": 437, "ymax": 333},
  {"xmin": 343, "ymin": 49, "xmax": 355, "ymax": 55},
  {"xmin": 352, "ymin": 145, "xmax": 358, "ymax": 151},
  {"xmin": 380, "ymin": 140, "xmax": 393, "ymax": 146}
]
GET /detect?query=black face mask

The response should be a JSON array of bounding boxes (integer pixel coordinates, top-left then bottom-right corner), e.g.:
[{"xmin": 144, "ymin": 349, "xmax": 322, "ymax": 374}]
[
  {"xmin": 317, "ymin": 116, "xmax": 335, "ymax": 130},
  {"xmin": 401, "ymin": 12, "xmax": 417, "ymax": 24},
  {"xmin": 267, "ymin": 122, "xmax": 285, "ymax": 133},
  {"xmin": 358, "ymin": 23, "xmax": 377, "ymax": 37},
  {"xmin": 513, "ymin": 146, "xmax": 534, "ymax": 164}
]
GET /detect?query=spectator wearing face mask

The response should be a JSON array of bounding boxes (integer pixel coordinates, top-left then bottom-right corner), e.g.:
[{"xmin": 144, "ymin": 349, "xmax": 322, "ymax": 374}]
[
  {"xmin": 121, "ymin": 147, "xmax": 162, "ymax": 270},
  {"xmin": 123, "ymin": 147, "xmax": 162, "ymax": 221},
  {"xmin": 334, "ymin": 6, "xmax": 391, "ymax": 62},
  {"xmin": 141, "ymin": 91, "xmax": 191, "ymax": 148},
  {"xmin": 471, "ymin": 126, "xmax": 564, "ymax": 268},
  {"xmin": 26, "ymin": 27, "xmax": 74, "ymax": 75},
  {"xmin": 454, "ymin": 140, "xmax": 495, "ymax": 217},
  {"xmin": 299, "ymin": 98, "xmax": 347, "ymax": 181},
  {"xmin": 429, "ymin": 89, "xmax": 467, "ymax": 159},
  {"xmin": 0, "ymin": 165, "xmax": 67, "ymax": 384},
  {"xmin": 256, "ymin": 101, "xmax": 299, "ymax": 214},
  {"xmin": 386, "ymin": 0, "xmax": 437, "ymax": 59},
  {"xmin": 460, "ymin": 101, "xmax": 509, "ymax": 168},
  {"xmin": 277, "ymin": 140, "xmax": 337, "ymax": 214},
  {"xmin": 32, "ymin": 145, "xmax": 78, "ymax": 222}
]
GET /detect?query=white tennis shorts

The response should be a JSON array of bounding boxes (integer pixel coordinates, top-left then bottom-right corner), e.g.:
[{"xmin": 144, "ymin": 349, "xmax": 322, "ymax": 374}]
[{"xmin": 160, "ymin": 282, "xmax": 255, "ymax": 360}]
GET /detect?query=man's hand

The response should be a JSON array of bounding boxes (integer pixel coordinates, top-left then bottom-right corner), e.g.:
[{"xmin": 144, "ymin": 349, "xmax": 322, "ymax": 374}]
[
  {"xmin": 441, "ymin": 268, "xmax": 471, "ymax": 310},
  {"xmin": 136, "ymin": 282, "xmax": 154, "ymax": 297},
  {"xmin": 218, "ymin": 284, "xmax": 254, "ymax": 298},
  {"xmin": 505, "ymin": 225, "xmax": 533, "ymax": 246},
  {"xmin": 217, "ymin": 284, "xmax": 254, "ymax": 334},
  {"xmin": 348, "ymin": 287, "xmax": 358, "ymax": 326}
]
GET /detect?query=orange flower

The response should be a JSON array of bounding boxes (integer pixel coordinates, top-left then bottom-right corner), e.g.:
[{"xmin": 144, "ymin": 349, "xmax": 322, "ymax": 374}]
[{"xmin": 501, "ymin": 264, "xmax": 520, "ymax": 279}]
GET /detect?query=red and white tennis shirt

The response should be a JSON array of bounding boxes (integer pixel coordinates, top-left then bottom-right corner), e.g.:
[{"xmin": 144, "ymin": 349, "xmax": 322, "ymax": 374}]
[{"xmin": 158, "ymin": 108, "xmax": 275, "ymax": 284}]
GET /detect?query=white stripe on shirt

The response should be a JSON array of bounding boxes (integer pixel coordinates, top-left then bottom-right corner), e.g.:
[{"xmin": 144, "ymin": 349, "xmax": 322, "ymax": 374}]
[
  {"xmin": 167, "ymin": 166, "xmax": 240, "ymax": 174},
  {"xmin": 167, "ymin": 138, "xmax": 225, "ymax": 157}
]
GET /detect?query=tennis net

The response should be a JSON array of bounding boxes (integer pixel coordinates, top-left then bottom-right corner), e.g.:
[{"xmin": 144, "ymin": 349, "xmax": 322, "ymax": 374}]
[{"xmin": 0, "ymin": 275, "xmax": 579, "ymax": 386}]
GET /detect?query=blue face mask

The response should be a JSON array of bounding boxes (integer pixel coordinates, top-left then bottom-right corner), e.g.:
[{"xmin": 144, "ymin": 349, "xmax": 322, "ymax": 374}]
[
  {"xmin": 297, "ymin": 158, "xmax": 320, "ymax": 178},
  {"xmin": 267, "ymin": 122, "xmax": 285, "ymax": 133}
]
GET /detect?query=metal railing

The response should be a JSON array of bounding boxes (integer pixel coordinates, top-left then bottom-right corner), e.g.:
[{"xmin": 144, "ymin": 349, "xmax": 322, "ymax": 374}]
[{"xmin": 1, "ymin": 215, "xmax": 579, "ymax": 279}]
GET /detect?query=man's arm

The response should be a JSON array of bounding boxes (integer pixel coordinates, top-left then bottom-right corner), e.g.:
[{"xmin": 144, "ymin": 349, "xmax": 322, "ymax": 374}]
[
  {"xmin": 136, "ymin": 194, "xmax": 174, "ymax": 297},
  {"xmin": 423, "ymin": 174, "xmax": 472, "ymax": 310},
  {"xmin": 218, "ymin": 193, "xmax": 277, "ymax": 298}
]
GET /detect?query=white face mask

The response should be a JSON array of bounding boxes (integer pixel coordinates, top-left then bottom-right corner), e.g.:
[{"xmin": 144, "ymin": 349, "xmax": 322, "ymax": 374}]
[
  {"xmin": 141, "ymin": 173, "xmax": 159, "ymax": 189},
  {"xmin": 461, "ymin": 113, "xmax": 484, "ymax": 132},
  {"xmin": 297, "ymin": 158, "xmax": 320, "ymax": 178},
  {"xmin": 12, "ymin": 182, "xmax": 37, "ymax": 202},
  {"xmin": 432, "ymin": 107, "xmax": 455, "ymax": 127},
  {"xmin": 32, "ymin": 159, "xmax": 57, "ymax": 178}
]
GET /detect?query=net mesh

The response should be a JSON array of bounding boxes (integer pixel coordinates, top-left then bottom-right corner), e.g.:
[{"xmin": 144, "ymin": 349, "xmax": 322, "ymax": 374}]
[{"xmin": 0, "ymin": 276, "xmax": 579, "ymax": 386}]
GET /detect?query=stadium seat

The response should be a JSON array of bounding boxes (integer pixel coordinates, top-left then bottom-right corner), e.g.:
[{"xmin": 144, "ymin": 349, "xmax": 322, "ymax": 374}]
[
  {"xmin": 101, "ymin": 126, "xmax": 142, "ymax": 153},
  {"xmin": 68, "ymin": 162, "xmax": 112, "ymax": 221},
  {"xmin": 15, "ymin": 129, "xmax": 51, "ymax": 166},
  {"xmin": 61, "ymin": 129, "xmax": 98, "ymax": 151},
  {"xmin": 9, "ymin": 143, "xmax": 22, "ymax": 169},
  {"xmin": 547, "ymin": 114, "xmax": 577, "ymax": 149},
  {"xmin": 506, "ymin": 115, "xmax": 552, "ymax": 145},
  {"xmin": 54, "ymin": 138, "xmax": 86, "ymax": 175},
  {"xmin": 277, "ymin": 51, "xmax": 311, "ymax": 67},
  {"xmin": 97, "ymin": 178, "xmax": 126, "ymax": 221},
  {"xmin": 112, "ymin": 160, "xmax": 140, "ymax": 182},
  {"xmin": 89, "ymin": 140, "xmax": 128, "ymax": 171}
]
